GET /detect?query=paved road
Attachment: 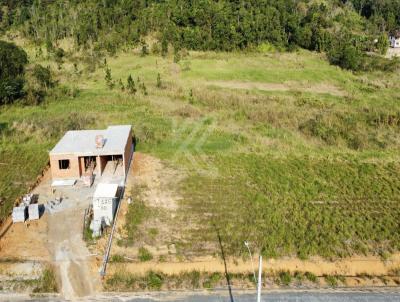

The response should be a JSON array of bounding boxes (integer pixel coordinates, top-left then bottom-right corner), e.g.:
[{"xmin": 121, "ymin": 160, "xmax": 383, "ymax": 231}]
[
  {"xmin": 3, "ymin": 290, "xmax": 400, "ymax": 302},
  {"xmin": 119, "ymin": 291, "xmax": 400, "ymax": 302}
]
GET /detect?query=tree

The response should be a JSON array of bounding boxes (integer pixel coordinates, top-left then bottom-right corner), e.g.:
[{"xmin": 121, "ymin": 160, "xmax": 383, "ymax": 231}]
[
  {"xmin": 328, "ymin": 42, "xmax": 363, "ymax": 71},
  {"xmin": 376, "ymin": 33, "xmax": 389, "ymax": 55},
  {"xmin": 140, "ymin": 82, "xmax": 147, "ymax": 95},
  {"xmin": 0, "ymin": 40, "xmax": 28, "ymax": 104},
  {"xmin": 156, "ymin": 73, "xmax": 162, "ymax": 88},
  {"xmin": 105, "ymin": 67, "xmax": 114, "ymax": 89},
  {"xmin": 161, "ymin": 35, "xmax": 168, "ymax": 57},
  {"xmin": 126, "ymin": 75, "xmax": 136, "ymax": 95},
  {"xmin": 118, "ymin": 78, "xmax": 125, "ymax": 91},
  {"xmin": 173, "ymin": 47, "xmax": 181, "ymax": 63},
  {"xmin": 141, "ymin": 41, "xmax": 149, "ymax": 57}
]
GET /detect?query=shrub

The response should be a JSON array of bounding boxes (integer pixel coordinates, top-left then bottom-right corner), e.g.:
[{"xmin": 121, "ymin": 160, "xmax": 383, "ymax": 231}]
[
  {"xmin": 188, "ymin": 270, "xmax": 201, "ymax": 289},
  {"xmin": 328, "ymin": 44, "xmax": 363, "ymax": 71},
  {"xmin": 138, "ymin": 247, "xmax": 153, "ymax": 262},
  {"xmin": 111, "ymin": 254, "xmax": 125, "ymax": 262},
  {"xmin": 32, "ymin": 64, "xmax": 53, "ymax": 89},
  {"xmin": 33, "ymin": 267, "xmax": 58, "ymax": 293},
  {"xmin": 0, "ymin": 78, "xmax": 25, "ymax": 104},
  {"xmin": 324, "ymin": 275, "xmax": 338, "ymax": 287},
  {"xmin": 156, "ymin": 73, "xmax": 162, "ymax": 88},
  {"xmin": 146, "ymin": 271, "xmax": 163, "ymax": 290},
  {"xmin": 277, "ymin": 271, "xmax": 292, "ymax": 286},
  {"xmin": 376, "ymin": 33, "xmax": 389, "ymax": 55},
  {"xmin": 203, "ymin": 272, "xmax": 222, "ymax": 288},
  {"xmin": 141, "ymin": 41, "xmax": 149, "ymax": 56},
  {"xmin": 304, "ymin": 272, "xmax": 318, "ymax": 283}
]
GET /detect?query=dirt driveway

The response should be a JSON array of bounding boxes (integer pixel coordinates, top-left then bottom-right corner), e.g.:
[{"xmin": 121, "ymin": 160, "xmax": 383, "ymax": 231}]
[
  {"xmin": 37, "ymin": 173, "xmax": 101, "ymax": 299},
  {"xmin": 46, "ymin": 196, "xmax": 99, "ymax": 298}
]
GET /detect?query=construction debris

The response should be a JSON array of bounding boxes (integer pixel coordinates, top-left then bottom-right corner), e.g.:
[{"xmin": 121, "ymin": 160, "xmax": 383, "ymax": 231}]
[
  {"xmin": 82, "ymin": 172, "xmax": 94, "ymax": 187},
  {"xmin": 22, "ymin": 194, "xmax": 35, "ymax": 206},
  {"xmin": 90, "ymin": 219, "xmax": 104, "ymax": 237},
  {"xmin": 51, "ymin": 179, "xmax": 76, "ymax": 187},
  {"xmin": 12, "ymin": 206, "xmax": 27, "ymax": 223},
  {"xmin": 28, "ymin": 204, "xmax": 40, "ymax": 221}
]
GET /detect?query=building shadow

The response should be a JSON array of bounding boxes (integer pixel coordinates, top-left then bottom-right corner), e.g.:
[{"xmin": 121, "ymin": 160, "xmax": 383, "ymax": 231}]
[
  {"xmin": 0, "ymin": 220, "xmax": 12, "ymax": 240},
  {"xmin": 132, "ymin": 135, "xmax": 137, "ymax": 152},
  {"xmin": 214, "ymin": 223, "xmax": 234, "ymax": 302},
  {"xmin": 38, "ymin": 204, "xmax": 46, "ymax": 218}
]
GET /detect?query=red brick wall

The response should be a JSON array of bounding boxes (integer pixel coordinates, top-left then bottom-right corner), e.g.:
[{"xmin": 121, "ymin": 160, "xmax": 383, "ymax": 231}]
[{"xmin": 50, "ymin": 154, "xmax": 81, "ymax": 179}]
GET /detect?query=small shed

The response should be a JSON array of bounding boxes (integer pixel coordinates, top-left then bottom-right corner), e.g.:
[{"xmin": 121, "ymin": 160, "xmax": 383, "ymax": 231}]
[{"xmin": 92, "ymin": 183, "xmax": 119, "ymax": 226}]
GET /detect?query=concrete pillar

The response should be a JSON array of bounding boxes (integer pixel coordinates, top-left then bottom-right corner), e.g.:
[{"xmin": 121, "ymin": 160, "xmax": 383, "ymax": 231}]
[{"xmin": 96, "ymin": 156, "xmax": 102, "ymax": 176}]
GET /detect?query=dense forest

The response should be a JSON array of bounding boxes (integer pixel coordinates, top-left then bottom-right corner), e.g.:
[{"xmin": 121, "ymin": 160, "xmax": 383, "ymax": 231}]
[
  {"xmin": 1, "ymin": 0, "xmax": 399, "ymax": 53},
  {"xmin": 0, "ymin": 0, "xmax": 400, "ymax": 104}
]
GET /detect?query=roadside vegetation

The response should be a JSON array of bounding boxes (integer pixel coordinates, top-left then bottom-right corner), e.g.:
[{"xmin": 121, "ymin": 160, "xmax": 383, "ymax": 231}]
[
  {"xmin": 32, "ymin": 266, "xmax": 58, "ymax": 293},
  {"xmin": 0, "ymin": 266, "xmax": 58, "ymax": 293},
  {"xmin": 104, "ymin": 269, "xmax": 400, "ymax": 291}
]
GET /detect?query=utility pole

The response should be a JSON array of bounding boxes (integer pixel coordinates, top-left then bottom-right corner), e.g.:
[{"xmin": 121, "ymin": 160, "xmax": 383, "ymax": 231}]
[{"xmin": 257, "ymin": 255, "xmax": 262, "ymax": 302}]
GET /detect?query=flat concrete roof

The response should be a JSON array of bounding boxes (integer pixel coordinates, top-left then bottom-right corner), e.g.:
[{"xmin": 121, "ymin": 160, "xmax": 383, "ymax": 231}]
[
  {"xmin": 94, "ymin": 183, "xmax": 119, "ymax": 198},
  {"xmin": 49, "ymin": 125, "xmax": 131, "ymax": 156}
]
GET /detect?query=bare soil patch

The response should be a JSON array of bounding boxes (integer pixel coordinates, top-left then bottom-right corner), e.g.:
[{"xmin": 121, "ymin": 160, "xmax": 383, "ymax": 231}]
[
  {"xmin": 0, "ymin": 217, "xmax": 50, "ymax": 261},
  {"xmin": 0, "ymin": 170, "xmax": 52, "ymax": 261}
]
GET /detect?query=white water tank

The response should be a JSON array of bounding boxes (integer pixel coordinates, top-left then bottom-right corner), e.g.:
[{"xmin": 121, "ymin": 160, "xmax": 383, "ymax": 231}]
[{"xmin": 92, "ymin": 183, "xmax": 119, "ymax": 226}]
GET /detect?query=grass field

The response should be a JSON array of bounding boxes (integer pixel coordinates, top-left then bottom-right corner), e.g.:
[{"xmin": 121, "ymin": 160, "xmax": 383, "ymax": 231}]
[{"xmin": 1, "ymin": 40, "xmax": 400, "ymax": 259}]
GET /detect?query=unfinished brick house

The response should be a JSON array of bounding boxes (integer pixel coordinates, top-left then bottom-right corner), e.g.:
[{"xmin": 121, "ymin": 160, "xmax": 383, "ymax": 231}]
[{"xmin": 49, "ymin": 125, "xmax": 133, "ymax": 181}]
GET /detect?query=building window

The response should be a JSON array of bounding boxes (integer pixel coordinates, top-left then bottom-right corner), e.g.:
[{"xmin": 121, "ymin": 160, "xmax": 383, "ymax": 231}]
[{"xmin": 58, "ymin": 159, "xmax": 70, "ymax": 170}]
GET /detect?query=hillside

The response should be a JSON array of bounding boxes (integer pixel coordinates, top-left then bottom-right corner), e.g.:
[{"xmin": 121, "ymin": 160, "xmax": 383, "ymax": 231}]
[{"xmin": 1, "ymin": 35, "xmax": 400, "ymax": 262}]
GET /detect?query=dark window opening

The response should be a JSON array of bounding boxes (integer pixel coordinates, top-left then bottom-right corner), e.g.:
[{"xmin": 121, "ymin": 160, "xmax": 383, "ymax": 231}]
[{"xmin": 59, "ymin": 159, "xmax": 70, "ymax": 170}]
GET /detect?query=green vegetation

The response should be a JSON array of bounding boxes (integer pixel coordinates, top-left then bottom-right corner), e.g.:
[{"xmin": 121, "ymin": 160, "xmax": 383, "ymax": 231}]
[
  {"xmin": 304, "ymin": 272, "xmax": 318, "ymax": 283},
  {"xmin": 277, "ymin": 271, "xmax": 292, "ymax": 286},
  {"xmin": 32, "ymin": 267, "xmax": 58, "ymax": 293},
  {"xmin": 2, "ymin": 1, "xmax": 400, "ymax": 71},
  {"xmin": 0, "ymin": 40, "xmax": 27, "ymax": 103},
  {"xmin": 203, "ymin": 272, "xmax": 222, "ymax": 289},
  {"xmin": 105, "ymin": 270, "xmax": 353, "ymax": 290},
  {"xmin": 323, "ymin": 275, "xmax": 340, "ymax": 288},
  {"xmin": 138, "ymin": 247, "xmax": 153, "ymax": 262},
  {"xmin": 105, "ymin": 270, "xmax": 225, "ymax": 291},
  {"xmin": 110, "ymin": 254, "xmax": 125, "ymax": 263},
  {"xmin": 119, "ymin": 198, "xmax": 149, "ymax": 246}
]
